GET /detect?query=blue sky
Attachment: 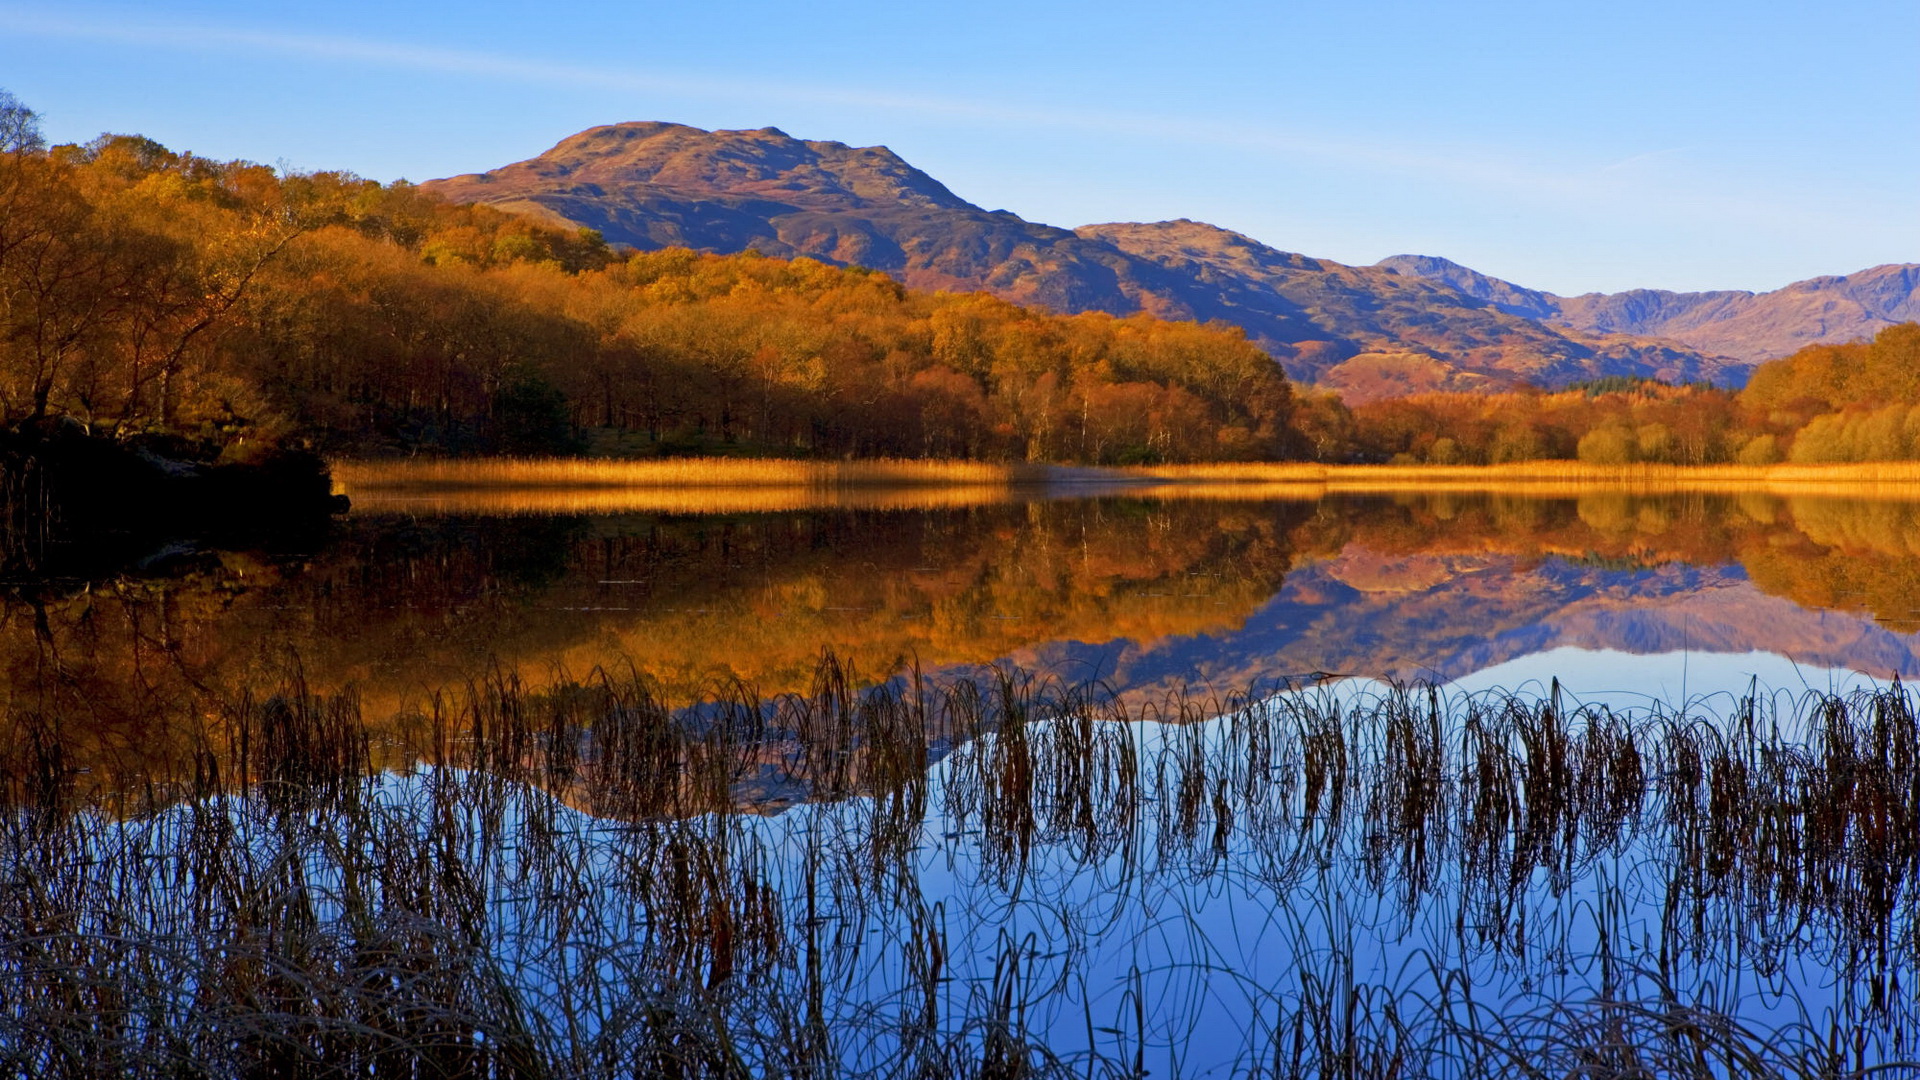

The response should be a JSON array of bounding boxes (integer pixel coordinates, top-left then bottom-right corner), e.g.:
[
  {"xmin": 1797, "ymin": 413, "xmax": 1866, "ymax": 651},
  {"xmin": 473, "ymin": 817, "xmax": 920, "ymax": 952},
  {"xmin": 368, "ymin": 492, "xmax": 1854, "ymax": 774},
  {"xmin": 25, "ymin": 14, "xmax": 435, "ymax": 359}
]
[{"xmin": 3, "ymin": 0, "xmax": 1914, "ymax": 294}]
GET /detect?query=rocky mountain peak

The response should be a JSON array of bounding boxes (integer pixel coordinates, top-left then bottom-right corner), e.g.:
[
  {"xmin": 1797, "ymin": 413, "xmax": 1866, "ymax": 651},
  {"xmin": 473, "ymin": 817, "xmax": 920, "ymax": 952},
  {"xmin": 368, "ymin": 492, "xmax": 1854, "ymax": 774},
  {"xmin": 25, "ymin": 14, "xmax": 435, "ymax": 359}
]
[
  {"xmin": 1383, "ymin": 254, "xmax": 1920, "ymax": 361},
  {"xmin": 435, "ymin": 121, "xmax": 976, "ymax": 214}
]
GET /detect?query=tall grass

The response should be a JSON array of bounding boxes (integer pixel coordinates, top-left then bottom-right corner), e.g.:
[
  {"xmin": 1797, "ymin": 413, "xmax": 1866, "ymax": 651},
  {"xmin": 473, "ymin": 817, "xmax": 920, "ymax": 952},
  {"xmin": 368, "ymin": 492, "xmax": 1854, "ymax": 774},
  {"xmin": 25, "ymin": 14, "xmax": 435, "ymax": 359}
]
[
  {"xmin": 3, "ymin": 655, "xmax": 1917, "ymax": 1077},
  {"xmin": 334, "ymin": 459, "xmax": 1920, "ymax": 520},
  {"xmin": 1129, "ymin": 460, "xmax": 1920, "ymax": 496},
  {"xmin": 335, "ymin": 457, "xmax": 1040, "ymax": 491},
  {"xmin": 332, "ymin": 458, "xmax": 1107, "ymax": 516},
  {"xmin": 340, "ymin": 482, "xmax": 1040, "ymax": 516},
  {"xmin": 343, "ymin": 458, "xmax": 1920, "ymax": 493}
]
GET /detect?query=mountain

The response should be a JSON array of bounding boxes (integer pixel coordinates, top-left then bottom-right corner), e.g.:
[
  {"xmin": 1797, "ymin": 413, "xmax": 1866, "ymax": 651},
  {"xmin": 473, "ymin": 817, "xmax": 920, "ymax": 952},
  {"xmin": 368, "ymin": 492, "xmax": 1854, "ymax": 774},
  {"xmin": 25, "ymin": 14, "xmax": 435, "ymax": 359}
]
[
  {"xmin": 423, "ymin": 123, "xmax": 1741, "ymax": 400},
  {"xmin": 1376, "ymin": 255, "xmax": 1920, "ymax": 363}
]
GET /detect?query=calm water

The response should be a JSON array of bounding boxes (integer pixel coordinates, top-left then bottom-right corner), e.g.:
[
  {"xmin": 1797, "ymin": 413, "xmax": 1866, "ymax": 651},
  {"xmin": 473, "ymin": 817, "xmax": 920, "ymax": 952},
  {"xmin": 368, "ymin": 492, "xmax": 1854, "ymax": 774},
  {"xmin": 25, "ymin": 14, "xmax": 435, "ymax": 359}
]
[
  {"xmin": 6, "ymin": 486, "xmax": 1920, "ymax": 1076},
  {"xmin": 15, "ymin": 487, "xmax": 1920, "ymax": 721}
]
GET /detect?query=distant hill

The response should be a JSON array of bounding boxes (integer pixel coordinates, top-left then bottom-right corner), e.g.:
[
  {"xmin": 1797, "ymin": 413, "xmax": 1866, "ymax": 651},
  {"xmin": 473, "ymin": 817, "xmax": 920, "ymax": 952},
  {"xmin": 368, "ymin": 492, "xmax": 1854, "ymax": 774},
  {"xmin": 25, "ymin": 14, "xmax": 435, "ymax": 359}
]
[
  {"xmin": 424, "ymin": 123, "xmax": 1743, "ymax": 400},
  {"xmin": 1376, "ymin": 255, "xmax": 1920, "ymax": 363}
]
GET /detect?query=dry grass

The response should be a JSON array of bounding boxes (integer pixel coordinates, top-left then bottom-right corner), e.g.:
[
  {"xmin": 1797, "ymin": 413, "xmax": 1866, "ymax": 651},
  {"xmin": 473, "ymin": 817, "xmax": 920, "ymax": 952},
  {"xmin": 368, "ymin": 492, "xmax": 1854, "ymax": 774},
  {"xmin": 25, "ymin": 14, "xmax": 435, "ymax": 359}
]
[
  {"xmin": 332, "ymin": 457, "xmax": 1160, "ymax": 515},
  {"xmin": 334, "ymin": 458, "xmax": 1920, "ymax": 516},
  {"xmin": 335, "ymin": 457, "xmax": 1038, "ymax": 492},
  {"xmin": 345, "ymin": 483, "xmax": 1036, "ymax": 517},
  {"xmin": 341, "ymin": 456, "xmax": 1920, "ymax": 494},
  {"xmin": 1129, "ymin": 460, "xmax": 1920, "ymax": 496}
]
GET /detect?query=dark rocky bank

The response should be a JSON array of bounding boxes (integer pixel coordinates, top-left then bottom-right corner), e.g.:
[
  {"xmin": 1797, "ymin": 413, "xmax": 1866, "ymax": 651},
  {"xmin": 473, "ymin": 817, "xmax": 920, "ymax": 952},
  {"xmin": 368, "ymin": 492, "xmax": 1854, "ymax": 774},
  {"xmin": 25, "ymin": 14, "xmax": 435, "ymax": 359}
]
[{"xmin": 0, "ymin": 419, "xmax": 348, "ymax": 582}]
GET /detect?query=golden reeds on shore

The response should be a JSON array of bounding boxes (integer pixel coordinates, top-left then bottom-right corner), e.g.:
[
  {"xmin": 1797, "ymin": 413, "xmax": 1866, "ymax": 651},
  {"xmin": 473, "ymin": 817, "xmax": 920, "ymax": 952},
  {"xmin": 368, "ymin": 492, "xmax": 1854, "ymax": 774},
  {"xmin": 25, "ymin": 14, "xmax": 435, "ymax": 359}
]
[
  {"xmin": 1125, "ymin": 460, "xmax": 1920, "ymax": 494},
  {"xmin": 346, "ymin": 483, "xmax": 1034, "ymax": 516},
  {"xmin": 332, "ymin": 457, "xmax": 1131, "ymax": 514},
  {"xmin": 332, "ymin": 456, "xmax": 1039, "ymax": 491},
  {"xmin": 335, "ymin": 456, "xmax": 1920, "ymax": 513}
]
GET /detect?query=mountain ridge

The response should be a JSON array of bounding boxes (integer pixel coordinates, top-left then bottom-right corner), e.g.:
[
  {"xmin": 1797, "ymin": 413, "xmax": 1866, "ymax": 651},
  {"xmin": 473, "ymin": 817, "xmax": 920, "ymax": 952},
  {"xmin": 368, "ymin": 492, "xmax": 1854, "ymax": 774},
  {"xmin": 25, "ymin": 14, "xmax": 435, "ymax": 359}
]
[
  {"xmin": 1375, "ymin": 254, "xmax": 1920, "ymax": 363},
  {"xmin": 420, "ymin": 122, "xmax": 1836, "ymax": 399}
]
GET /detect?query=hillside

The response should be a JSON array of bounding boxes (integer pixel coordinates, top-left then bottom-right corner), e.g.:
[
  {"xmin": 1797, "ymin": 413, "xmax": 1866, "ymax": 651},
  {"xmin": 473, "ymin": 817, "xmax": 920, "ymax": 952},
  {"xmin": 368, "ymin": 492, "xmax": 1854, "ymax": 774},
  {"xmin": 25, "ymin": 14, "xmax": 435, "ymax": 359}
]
[
  {"xmin": 423, "ymin": 122, "xmax": 1741, "ymax": 399},
  {"xmin": 1377, "ymin": 255, "xmax": 1920, "ymax": 363},
  {"xmin": 1076, "ymin": 220, "xmax": 1730, "ymax": 398},
  {"xmin": 1, "ymin": 133, "xmax": 1308, "ymax": 466}
]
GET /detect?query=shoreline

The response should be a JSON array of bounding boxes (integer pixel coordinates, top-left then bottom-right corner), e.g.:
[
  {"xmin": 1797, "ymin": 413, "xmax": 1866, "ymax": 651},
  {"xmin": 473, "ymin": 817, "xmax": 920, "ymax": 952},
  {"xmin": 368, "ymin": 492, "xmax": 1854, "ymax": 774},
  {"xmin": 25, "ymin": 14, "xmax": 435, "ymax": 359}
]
[
  {"xmin": 1, "ymin": 424, "xmax": 346, "ymax": 578},
  {"xmin": 335, "ymin": 456, "xmax": 1920, "ymax": 499}
]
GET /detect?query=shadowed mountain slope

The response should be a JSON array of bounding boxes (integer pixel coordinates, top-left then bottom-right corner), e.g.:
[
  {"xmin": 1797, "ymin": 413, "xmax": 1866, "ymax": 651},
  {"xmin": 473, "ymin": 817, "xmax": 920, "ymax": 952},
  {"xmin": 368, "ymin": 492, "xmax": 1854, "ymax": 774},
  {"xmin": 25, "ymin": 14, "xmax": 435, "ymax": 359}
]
[
  {"xmin": 1377, "ymin": 255, "xmax": 1920, "ymax": 363},
  {"xmin": 424, "ymin": 123, "xmax": 1741, "ymax": 399}
]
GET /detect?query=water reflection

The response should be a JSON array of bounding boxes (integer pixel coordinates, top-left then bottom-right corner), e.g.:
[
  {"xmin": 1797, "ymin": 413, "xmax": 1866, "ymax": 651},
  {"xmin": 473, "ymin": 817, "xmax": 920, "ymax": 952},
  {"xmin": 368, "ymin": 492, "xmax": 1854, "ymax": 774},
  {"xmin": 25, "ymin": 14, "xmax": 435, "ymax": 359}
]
[
  {"xmin": 11, "ymin": 487, "xmax": 1920, "ymax": 1074},
  {"xmin": 15, "ymin": 488, "xmax": 1920, "ymax": 783}
]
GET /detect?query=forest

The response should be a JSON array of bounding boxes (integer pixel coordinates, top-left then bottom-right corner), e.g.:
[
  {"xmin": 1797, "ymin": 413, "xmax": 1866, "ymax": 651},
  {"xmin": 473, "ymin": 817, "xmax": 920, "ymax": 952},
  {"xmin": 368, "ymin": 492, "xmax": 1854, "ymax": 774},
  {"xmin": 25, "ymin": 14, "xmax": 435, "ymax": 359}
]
[
  {"xmin": 3, "ymin": 88, "xmax": 1917, "ymax": 468},
  {"xmin": 0, "ymin": 98, "xmax": 1294, "ymax": 466},
  {"xmin": 1309, "ymin": 322, "xmax": 1920, "ymax": 465}
]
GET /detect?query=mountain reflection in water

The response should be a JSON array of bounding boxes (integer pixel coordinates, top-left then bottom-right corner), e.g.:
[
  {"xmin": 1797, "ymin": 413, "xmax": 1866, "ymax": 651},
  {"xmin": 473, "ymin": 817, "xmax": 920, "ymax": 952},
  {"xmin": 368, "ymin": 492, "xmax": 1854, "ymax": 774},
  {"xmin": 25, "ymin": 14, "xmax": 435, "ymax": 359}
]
[
  {"xmin": 13, "ymin": 488, "xmax": 1920, "ymax": 782},
  {"xmin": 11, "ymin": 488, "xmax": 1920, "ymax": 791}
]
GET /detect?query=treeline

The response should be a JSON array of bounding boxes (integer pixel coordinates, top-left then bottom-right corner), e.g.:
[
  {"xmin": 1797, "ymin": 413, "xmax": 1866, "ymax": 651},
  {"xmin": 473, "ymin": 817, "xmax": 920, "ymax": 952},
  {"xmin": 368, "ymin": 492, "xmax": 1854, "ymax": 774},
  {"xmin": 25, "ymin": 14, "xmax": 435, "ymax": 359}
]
[
  {"xmin": 0, "ymin": 100, "xmax": 1295, "ymax": 464},
  {"xmin": 1291, "ymin": 323, "xmax": 1920, "ymax": 466},
  {"xmin": 1336, "ymin": 381, "xmax": 1751, "ymax": 465},
  {"xmin": 251, "ymin": 249, "xmax": 1297, "ymax": 462},
  {"xmin": 1737, "ymin": 324, "xmax": 1920, "ymax": 463}
]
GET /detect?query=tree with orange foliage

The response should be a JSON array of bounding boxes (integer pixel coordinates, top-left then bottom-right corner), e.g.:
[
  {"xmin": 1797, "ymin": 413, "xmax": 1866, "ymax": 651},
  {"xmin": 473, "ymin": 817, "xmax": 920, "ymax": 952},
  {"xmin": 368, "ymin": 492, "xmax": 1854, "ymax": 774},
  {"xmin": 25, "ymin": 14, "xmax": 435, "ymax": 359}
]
[{"xmin": 3, "ymin": 119, "xmax": 1317, "ymax": 464}]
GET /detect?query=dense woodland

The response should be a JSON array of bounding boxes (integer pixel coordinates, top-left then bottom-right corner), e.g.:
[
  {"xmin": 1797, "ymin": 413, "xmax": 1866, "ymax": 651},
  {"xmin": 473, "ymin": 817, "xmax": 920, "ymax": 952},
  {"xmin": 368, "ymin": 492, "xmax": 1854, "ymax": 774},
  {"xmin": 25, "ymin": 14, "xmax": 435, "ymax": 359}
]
[
  {"xmin": 2, "ymin": 89, "xmax": 1917, "ymax": 467},
  {"xmin": 1323, "ymin": 323, "xmax": 1920, "ymax": 466},
  {"xmin": 0, "ymin": 97, "xmax": 1294, "ymax": 465}
]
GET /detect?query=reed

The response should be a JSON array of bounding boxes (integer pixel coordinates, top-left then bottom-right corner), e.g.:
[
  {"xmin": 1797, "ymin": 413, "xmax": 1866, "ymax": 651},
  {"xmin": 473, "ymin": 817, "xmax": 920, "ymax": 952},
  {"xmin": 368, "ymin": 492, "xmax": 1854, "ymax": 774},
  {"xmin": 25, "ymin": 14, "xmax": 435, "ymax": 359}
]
[
  {"xmin": 343, "ymin": 457, "xmax": 1920, "ymax": 493},
  {"xmin": 1128, "ymin": 459, "xmax": 1920, "ymax": 496},
  {"xmin": 341, "ymin": 481, "xmax": 1034, "ymax": 517},
  {"xmin": 334, "ymin": 457, "xmax": 1038, "ymax": 492},
  {"xmin": 333, "ymin": 458, "xmax": 1920, "ymax": 521},
  {"xmin": 3, "ymin": 655, "xmax": 1916, "ymax": 1078}
]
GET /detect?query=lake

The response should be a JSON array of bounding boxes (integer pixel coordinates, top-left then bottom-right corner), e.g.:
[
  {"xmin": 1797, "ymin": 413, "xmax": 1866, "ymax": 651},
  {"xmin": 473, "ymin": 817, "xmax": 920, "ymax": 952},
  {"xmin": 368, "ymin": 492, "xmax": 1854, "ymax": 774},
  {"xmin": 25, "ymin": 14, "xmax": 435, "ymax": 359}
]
[{"xmin": 4, "ymin": 483, "xmax": 1918, "ymax": 1077}]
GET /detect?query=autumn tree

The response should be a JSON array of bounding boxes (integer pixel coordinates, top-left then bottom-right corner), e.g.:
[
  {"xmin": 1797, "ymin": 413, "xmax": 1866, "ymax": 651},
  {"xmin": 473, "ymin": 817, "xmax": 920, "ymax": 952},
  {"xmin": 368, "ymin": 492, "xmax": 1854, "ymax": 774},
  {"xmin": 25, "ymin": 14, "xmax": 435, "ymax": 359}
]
[
  {"xmin": 4, "ymin": 125, "xmax": 1323, "ymax": 463},
  {"xmin": 0, "ymin": 89, "xmax": 43, "ymax": 154},
  {"xmin": 1741, "ymin": 324, "xmax": 1920, "ymax": 462}
]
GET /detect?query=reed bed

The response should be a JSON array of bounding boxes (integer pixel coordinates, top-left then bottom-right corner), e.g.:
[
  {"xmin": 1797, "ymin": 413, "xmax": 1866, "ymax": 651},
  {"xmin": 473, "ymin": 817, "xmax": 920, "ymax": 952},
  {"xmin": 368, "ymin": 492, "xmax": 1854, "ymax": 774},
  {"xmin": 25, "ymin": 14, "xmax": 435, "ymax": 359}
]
[
  {"xmin": 333, "ymin": 458, "xmax": 1920, "ymax": 522},
  {"xmin": 341, "ymin": 480, "xmax": 1052, "ymax": 515},
  {"xmin": 334, "ymin": 457, "xmax": 1046, "ymax": 492},
  {"xmin": 1129, "ymin": 460, "xmax": 1920, "ymax": 496},
  {"xmin": 345, "ymin": 458, "xmax": 1920, "ymax": 493},
  {"xmin": 3, "ymin": 656, "xmax": 1918, "ymax": 1078},
  {"xmin": 342, "ymin": 482, "xmax": 1037, "ymax": 517}
]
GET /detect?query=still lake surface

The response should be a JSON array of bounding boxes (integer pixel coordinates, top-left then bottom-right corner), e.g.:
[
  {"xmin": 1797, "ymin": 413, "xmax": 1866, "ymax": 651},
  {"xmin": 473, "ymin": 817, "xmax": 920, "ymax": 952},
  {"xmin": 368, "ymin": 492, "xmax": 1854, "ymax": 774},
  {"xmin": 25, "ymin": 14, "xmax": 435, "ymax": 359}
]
[
  {"xmin": 7, "ymin": 484, "xmax": 1920, "ymax": 1075},
  {"xmin": 26, "ymin": 485, "xmax": 1920, "ymax": 718}
]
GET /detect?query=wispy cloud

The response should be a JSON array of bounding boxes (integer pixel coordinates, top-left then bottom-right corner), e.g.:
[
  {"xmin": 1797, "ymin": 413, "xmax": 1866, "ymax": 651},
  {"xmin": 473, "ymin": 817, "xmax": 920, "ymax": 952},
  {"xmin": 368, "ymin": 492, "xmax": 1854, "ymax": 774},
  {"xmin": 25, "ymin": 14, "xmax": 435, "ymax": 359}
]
[
  {"xmin": 0, "ymin": 5, "xmax": 1575, "ymax": 187},
  {"xmin": 0, "ymin": 4, "xmax": 1888, "ymax": 248},
  {"xmin": 3, "ymin": 7, "xmax": 1212, "ymax": 139}
]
